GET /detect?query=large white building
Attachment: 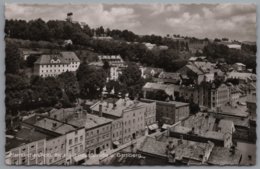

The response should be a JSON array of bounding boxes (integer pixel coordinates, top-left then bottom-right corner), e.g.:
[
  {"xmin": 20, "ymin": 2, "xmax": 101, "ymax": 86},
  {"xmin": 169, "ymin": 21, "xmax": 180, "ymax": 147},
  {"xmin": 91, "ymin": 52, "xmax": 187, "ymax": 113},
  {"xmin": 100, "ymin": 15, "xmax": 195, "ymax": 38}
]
[
  {"xmin": 34, "ymin": 52, "xmax": 80, "ymax": 77},
  {"xmin": 89, "ymin": 55, "xmax": 126, "ymax": 81}
]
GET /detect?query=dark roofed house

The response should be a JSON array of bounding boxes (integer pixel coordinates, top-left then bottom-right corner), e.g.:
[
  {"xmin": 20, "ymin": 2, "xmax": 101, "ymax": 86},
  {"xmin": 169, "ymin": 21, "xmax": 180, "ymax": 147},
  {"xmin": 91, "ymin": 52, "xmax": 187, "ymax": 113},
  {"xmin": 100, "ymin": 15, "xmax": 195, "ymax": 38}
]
[
  {"xmin": 156, "ymin": 72, "xmax": 181, "ymax": 84},
  {"xmin": 140, "ymin": 66, "xmax": 164, "ymax": 79}
]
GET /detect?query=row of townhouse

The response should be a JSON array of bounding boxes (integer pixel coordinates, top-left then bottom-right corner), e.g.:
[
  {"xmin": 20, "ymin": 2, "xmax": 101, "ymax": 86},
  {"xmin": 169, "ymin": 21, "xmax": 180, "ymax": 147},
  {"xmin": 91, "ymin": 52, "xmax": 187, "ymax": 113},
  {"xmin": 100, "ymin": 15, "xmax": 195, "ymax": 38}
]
[
  {"xmin": 90, "ymin": 98, "xmax": 157, "ymax": 146},
  {"xmin": 6, "ymin": 99, "xmax": 157, "ymax": 166},
  {"xmin": 6, "ymin": 115, "xmax": 86, "ymax": 165}
]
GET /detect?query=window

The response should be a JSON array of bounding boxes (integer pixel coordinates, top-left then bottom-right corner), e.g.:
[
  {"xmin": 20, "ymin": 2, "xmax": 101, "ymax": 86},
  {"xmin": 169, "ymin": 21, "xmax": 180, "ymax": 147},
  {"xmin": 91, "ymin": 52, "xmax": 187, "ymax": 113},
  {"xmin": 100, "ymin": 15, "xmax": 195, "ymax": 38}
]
[
  {"xmin": 74, "ymin": 147, "xmax": 78, "ymax": 154},
  {"xmin": 80, "ymin": 136, "xmax": 83, "ymax": 141},
  {"xmin": 69, "ymin": 139, "xmax": 72, "ymax": 145},
  {"xmin": 75, "ymin": 137, "xmax": 78, "ymax": 144},
  {"xmin": 21, "ymin": 157, "xmax": 26, "ymax": 164}
]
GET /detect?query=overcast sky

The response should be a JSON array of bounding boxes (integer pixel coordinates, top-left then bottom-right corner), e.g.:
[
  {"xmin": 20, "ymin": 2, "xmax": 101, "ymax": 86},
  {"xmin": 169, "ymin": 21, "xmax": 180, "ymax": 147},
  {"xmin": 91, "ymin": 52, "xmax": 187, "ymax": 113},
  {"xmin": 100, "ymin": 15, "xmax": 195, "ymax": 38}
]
[{"xmin": 5, "ymin": 3, "xmax": 256, "ymax": 41}]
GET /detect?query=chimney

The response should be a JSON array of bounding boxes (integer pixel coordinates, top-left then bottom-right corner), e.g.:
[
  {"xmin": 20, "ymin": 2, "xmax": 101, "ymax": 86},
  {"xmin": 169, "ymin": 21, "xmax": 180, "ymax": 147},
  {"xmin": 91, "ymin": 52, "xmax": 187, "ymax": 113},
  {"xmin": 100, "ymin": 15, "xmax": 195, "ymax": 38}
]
[{"xmin": 99, "ymin": 104, "xmax": 103, "ymax": 117}]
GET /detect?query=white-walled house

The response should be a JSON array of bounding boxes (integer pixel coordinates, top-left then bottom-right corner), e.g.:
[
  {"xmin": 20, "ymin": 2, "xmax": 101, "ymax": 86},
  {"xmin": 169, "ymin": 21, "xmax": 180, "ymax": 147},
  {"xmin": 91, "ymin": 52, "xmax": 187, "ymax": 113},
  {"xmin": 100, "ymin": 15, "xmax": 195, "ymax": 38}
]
[{"xmin": 34, "ymin": 52, "xmax": 80, "ymax": 77}]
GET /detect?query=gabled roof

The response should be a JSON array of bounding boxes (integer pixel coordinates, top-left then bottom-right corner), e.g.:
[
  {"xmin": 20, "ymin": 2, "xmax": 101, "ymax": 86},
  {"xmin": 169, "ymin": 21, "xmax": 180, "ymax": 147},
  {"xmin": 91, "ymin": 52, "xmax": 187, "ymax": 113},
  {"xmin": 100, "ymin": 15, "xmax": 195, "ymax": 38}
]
[
  {"xmin": 159, "ymin": 72, "xmax": 181, "ymax": 80},
  {"xmin": 60, "ymin": 51, "xmax": 80, "ymax": 62},
  {"xmin": 142, "ymin": 82, "xmax": 175, "ymax": 96},
  {"xmin": 233, "ymin": 62, "xmax": 246, "ymax": 66},
  {"xmin": 34, "ymin": 52, "xmax": 80, "ymax": 65}
]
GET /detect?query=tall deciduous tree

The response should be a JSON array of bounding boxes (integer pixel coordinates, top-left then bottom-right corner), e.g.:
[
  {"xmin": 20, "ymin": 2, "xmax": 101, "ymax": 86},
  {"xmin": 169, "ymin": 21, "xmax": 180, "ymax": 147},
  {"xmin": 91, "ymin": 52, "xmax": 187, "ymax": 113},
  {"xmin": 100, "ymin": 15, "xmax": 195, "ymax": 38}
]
[
  {"xmin": 77, "ymin": 63, "xmax": 106, "ymax": 99},
  {"xmin": 58, "ymin": 71, "xmax": 79, "ymax": 103},
  {"xmin": 119, "ymin": 62, "xmax": 144, "ymax": 99},
  {"xmin": 5, "ymin": 42, "xmax": 21, "ymax": 74}
]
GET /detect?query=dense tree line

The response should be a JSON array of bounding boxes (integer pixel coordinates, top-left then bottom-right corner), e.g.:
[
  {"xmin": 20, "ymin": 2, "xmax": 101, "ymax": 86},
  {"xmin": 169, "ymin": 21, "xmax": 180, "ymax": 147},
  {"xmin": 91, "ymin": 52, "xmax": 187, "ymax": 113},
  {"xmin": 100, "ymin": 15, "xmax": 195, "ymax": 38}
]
[
  {"xmin": 5, "ymin": 19, "xmax": 189, "ymax": 72},
  {"xmin": 203, "ymin": 43, "xmax": 256, "ymax": 73}
]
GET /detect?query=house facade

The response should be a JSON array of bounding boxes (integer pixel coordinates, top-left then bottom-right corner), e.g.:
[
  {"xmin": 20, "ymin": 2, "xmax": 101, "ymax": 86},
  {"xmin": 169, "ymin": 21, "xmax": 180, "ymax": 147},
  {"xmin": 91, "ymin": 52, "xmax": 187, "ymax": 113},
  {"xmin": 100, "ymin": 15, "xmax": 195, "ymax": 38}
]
[{"xmin": 34, "ymin": 52, "xmax": 80, "ymax": 77}]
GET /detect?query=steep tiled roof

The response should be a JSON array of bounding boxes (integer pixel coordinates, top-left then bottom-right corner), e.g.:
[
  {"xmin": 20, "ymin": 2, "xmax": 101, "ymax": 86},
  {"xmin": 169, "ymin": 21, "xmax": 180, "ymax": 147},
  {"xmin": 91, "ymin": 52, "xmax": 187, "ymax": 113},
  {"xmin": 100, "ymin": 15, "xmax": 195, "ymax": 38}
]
[
  {"xmin": 60, "ymin": 51, "xmax": 80, "ymax": 62},
  {"xmin": 34, "ymin": 54, "xmax": 68, "ymax": 65},
  {"xmin": 34, "ymin": 52, "xmax": 80, "ymax": 65}
]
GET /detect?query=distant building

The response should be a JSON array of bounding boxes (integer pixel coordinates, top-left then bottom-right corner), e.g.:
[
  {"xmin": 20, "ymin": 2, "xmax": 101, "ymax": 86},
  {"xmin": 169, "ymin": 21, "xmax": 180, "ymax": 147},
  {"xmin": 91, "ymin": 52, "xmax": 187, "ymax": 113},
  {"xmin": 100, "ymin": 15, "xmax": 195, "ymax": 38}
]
[
  {"xmin": 188, "ymin": 56, "xmax": 207, "ymax": 62},
  {"xmin": 89, "ymin": 55, "xmax": 126, "ymax": 81},
  {"xmin": 232, "ymin": 63, "xmax": 246, "ymax": 72},
  {"xmin": 247, "ymin": 92, "xmax": 256, "ymax": 125},
  {"xmin": 138, "ymin": 136, "xmax": 215, "ymax": 165},
  {"xmin": 5, "ymin": 127, "xmax": 54, "ymax": 165},
  {"xmin": 142, "ymin": 82, "xmax": 175, "ymax": 99},
  {"xmin": 156, "ymin": 72, "xmax": 181, "ymax": 84},
  {"xmin": 90, "ymin": 98, "xmax": 157, "ymax": 145},
  {"xmin": 227, "ymin": 84, "xmax": 241, "ymax": 106},
  {"xmin": 49, "ymin": 107, "xmax": 112, "ymax": 157},
  {"xmin": 93, "ymin": 35, "xmax": 113, "ymax": 41},
  {"xmin": 177, "ymin": 61, "xmax": 222, "ymax": 85},
  {"xmin": 6, "ymin": 138, "xmax": 46, "ymax": 165},
  {"xmin": 177, "ymin": 82, "xmax": 229, "ymax": 110},
  {"xmin": 63, "ymin": 39, "xmax": 73, "ymax": 47},
  {"xmin": 142, "ymin": 42, "xmax": 156, "ymax": 50},
  {"xmin": 227, "ymin": 44, "xmax": 241, "ymax": 50},
  {"xmin": 67, "ymin": 113, "xmax": 112, "ymax": 157},
  {"xmin": 19, "ymin": 48, "xmax": 43, "ymax": 60},
  {"xmin": 208, "ymin": 146, "xmax": 242, "ymax": 165},
  {"xmin": 247, "ymin": 92, "xmax": 257, "ymax": 141},
  {"xmin": 20, "ymin": 114, "xmax": 87, "ymax": 165},
  {"xmin": 65, "ymin": 128, "xmax": 86, "ymax": 165},
  {"xmin": 158, "ymin": 45, "xmax": 169, "ymax": 50},
  {"xmin": 210, "ymin": 83, "xmax": 229, "ymax": 109},
  {"xmin": 34, "ymin": 52, "xmax": 80, "ymax": 77},
  {"xmin": 141, "ymin": 98, "xmax": 189, "ymax": 126},
  {"xmin": 169, "ymin": 113, "xmax": 234, "ymax": 148},
  {"xmin": 45, "ymin": 135, "xmax": 66, "ymax": 165},
  {"xmin": 139, "ymin": 66, "xmax": 164, "ymax": 79},
  {"xmin": 188, "ymin": 39, "xmax": 209, "ymax": 54},
  {"xmin": 227, "ymin": 72, "xmax": 256, "ymax": 83}
]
